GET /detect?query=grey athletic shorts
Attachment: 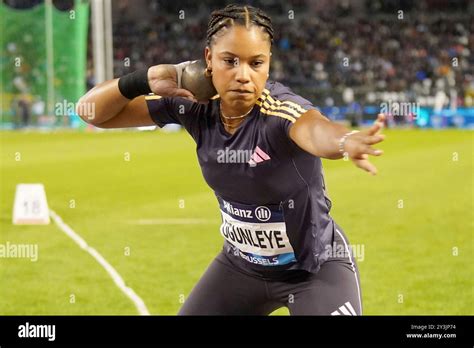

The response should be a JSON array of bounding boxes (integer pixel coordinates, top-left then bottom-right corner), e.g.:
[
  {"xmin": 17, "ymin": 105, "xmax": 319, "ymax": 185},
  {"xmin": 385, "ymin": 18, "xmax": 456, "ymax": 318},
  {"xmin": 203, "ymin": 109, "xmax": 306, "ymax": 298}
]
[{"xmin": 178, "ymin": 226, "xmax": 363, "ymax": 315}]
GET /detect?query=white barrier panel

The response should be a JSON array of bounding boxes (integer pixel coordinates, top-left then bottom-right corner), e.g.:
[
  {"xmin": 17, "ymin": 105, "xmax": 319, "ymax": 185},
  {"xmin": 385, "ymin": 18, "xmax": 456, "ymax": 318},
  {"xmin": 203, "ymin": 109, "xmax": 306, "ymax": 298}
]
[{"xmin": 12, "ymin": 184, "xmax": 50, "ymax": 225}]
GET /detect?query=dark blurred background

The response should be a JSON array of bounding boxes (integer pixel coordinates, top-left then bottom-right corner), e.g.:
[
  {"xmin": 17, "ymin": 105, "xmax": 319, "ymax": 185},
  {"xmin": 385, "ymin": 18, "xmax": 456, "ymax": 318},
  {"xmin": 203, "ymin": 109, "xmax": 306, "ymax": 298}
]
[{"xmin": 2, "ymin": 0, "xmax": 473, "ymax": 128}]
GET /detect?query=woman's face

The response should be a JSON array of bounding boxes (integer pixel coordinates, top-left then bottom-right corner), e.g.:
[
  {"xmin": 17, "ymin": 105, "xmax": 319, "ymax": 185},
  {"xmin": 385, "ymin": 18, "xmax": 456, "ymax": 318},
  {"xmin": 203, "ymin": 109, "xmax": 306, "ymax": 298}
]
[{"xmin": 205, "ymin": 24, "xmax": 271, "ymax": 113}]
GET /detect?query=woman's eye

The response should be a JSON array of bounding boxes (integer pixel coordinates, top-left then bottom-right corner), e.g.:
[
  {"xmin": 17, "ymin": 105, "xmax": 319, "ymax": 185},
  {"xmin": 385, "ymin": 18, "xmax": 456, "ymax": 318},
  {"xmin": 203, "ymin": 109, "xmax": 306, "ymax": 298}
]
[{"xmin": 223, "ymin": 59, "xmax": 263, "ymax": 67}]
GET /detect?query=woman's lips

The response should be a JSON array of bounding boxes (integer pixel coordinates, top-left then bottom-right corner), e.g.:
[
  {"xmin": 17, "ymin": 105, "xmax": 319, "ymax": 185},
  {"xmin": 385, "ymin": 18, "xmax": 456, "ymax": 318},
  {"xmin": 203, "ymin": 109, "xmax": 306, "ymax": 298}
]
[{"xmin": 229, "ymin": 90, "xmax": 253, "ymax": 97}]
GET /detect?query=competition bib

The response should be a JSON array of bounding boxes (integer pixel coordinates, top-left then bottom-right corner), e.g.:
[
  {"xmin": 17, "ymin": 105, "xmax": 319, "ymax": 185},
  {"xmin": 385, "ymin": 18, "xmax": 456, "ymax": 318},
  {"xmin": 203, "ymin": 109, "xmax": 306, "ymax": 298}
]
[{"xmin": 217, "ymin": 196, "xmax": 296, "ymax": 266}]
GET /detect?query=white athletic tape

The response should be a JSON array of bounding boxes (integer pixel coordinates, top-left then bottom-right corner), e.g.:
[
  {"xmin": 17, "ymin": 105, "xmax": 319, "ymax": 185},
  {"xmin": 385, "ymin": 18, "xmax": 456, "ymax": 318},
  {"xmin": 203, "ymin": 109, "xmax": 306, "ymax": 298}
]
[
  {"xmin": 49, "ymin": 210, "xmax": 150, "ymax": 315},
  {"xmin": 174, "ymin": 60, "xmax": 197, "ymax": 89}
]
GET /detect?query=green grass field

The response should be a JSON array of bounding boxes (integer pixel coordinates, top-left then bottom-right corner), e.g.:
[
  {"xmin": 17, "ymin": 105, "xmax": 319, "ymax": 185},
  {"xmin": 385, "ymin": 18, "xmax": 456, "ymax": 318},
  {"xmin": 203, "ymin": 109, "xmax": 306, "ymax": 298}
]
[{"xmin": 0, "ymin": 128, "xmax": 472, "ymax": 315}]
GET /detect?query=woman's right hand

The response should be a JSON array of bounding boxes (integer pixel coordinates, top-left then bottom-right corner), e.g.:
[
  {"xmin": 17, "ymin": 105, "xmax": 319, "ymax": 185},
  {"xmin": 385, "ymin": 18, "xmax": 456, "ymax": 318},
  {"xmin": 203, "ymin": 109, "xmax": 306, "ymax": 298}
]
[
  {"xmin": 147, "ymin": 65, "xmax": 197, "ymax": 102},
  {"xmin": 77, "ymin": 64, "xmax": 197, "ymax": 128}
]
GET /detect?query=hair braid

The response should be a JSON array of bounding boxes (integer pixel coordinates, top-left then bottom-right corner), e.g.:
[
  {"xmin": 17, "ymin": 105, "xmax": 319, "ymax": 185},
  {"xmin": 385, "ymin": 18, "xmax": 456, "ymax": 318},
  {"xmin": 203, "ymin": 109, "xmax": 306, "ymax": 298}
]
[{"xmin": 206, "ymin": 4, "xmax": 274, "ymax": 46}]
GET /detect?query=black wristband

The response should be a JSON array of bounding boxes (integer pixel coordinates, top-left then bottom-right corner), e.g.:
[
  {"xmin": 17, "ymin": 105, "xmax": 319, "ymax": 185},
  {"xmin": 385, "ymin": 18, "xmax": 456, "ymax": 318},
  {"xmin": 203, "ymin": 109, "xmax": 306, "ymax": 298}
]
[{"xmin": 118, "ymin": 68, "xmax": 152, "ymax": 99}]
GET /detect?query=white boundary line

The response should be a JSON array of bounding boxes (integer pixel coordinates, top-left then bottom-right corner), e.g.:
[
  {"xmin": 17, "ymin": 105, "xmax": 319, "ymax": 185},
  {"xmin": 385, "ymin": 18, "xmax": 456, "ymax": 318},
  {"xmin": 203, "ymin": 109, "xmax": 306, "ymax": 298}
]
[{"xmin": 49, "ymin": 210, "xmax": 150, "ymax": 315}]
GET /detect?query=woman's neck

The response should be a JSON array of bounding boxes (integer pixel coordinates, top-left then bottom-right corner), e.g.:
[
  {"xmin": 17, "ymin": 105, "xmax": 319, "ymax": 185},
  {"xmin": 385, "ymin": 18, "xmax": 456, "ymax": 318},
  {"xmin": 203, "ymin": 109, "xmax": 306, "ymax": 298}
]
[{"xmin": 219, "ymin": 102, "xmax": 254, "ymax": 134}]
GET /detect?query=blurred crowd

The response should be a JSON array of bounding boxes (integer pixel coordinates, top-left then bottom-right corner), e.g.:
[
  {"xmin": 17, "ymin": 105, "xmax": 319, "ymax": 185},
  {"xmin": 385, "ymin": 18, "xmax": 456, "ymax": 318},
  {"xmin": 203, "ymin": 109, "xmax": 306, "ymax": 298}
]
[
  {"xmin": 4, "ymin": 0, "xmax": 474, "ymax": 113},
  {"xmin": 107, "ymin": 0, "xmax": 473, "ymax": 107}
]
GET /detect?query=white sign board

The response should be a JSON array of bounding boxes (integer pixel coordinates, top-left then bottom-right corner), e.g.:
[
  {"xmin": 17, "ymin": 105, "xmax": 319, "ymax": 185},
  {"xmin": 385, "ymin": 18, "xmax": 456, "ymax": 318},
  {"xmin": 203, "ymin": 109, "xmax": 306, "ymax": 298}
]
[{"xmin": 12, "ymin": 184, "xmax": 50, "ymax": 225}]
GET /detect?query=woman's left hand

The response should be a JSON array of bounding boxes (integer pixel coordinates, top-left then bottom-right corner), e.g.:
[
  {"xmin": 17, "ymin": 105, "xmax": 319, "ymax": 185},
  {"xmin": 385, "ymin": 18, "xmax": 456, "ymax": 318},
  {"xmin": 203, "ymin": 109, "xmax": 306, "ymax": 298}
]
[{"xmin": 343, "ymin": 114, "xmax": 386, "ymax": 175}]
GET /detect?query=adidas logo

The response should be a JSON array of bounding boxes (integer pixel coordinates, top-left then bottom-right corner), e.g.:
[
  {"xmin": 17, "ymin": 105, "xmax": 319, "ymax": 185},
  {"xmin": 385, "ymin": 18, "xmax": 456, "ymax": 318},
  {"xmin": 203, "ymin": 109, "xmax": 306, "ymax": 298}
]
[
  {"xmin": 331, "ymin": 301, "xmax": 357, "ymax": 316},
  {"xmin": 248, "ymin": 146, "xmax": 271, "ymax": 167}
]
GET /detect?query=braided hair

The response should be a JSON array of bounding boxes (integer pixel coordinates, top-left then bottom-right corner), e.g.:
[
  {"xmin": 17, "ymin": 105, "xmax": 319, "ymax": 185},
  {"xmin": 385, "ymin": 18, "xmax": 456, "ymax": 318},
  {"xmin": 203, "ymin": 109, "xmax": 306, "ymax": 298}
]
[{"xmin": 206, "ymin": 4, "xmax": 274, "ymax": 47}]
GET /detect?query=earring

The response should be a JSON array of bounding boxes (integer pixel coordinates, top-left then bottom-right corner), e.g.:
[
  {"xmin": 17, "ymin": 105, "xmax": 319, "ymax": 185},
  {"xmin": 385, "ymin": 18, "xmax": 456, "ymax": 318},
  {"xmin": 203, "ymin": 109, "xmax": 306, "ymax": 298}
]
[{"xmin": 205, "ymin": 67, "xmax": 212, "ymax": 77}]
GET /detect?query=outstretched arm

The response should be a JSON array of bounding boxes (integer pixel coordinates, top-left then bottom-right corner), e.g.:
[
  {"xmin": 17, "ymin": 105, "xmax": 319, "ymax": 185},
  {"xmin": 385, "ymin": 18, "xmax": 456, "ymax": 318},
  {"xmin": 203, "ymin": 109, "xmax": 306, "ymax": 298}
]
[{"xmin": 289, "ymin": 111, "xmax": 386, "ymax": 175}]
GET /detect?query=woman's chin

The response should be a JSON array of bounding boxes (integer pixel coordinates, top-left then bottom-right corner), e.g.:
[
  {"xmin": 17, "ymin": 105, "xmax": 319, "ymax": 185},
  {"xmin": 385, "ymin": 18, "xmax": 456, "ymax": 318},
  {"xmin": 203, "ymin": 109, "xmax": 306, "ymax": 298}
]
[{"xmin": 228, "ymin": 97, "xmax": 255, "ymax": 110}]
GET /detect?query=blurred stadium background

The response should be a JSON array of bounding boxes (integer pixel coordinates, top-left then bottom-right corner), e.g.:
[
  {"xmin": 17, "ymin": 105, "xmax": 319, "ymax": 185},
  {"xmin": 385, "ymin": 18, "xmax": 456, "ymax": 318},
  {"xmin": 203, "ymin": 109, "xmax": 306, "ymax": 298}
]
[{"xmin": 0, "ymin": 0, "xmax": 472, "ymax": 315}]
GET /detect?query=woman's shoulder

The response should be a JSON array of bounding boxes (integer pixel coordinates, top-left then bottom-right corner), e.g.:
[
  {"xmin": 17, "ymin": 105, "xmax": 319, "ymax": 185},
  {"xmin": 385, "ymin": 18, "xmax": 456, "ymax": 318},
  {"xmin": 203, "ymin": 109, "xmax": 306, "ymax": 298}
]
[
  {"xmin": 264, "ymin": 80, "xmax": 316, "ymax": 111},
  {"xmin": 255, "ymin": 82, "xmax": 315, "ymax": 126}
]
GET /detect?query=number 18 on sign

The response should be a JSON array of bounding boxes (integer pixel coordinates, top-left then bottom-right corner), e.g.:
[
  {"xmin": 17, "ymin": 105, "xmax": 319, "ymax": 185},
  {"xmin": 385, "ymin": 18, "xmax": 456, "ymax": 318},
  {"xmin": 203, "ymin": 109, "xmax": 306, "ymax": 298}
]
[{"xmin": 12, "ymin": 184, "xmax": 50, "ymax": 225}]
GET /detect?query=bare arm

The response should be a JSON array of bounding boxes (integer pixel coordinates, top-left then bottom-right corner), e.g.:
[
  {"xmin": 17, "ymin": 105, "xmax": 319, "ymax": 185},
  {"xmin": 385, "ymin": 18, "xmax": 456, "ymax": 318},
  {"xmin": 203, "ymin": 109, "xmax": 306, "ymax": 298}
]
[
  {"xmin": 76, "ymin": 65, "xmax": 195, "ymax": 128},
  {"xmin": 289, "ymin": 110, "xmax": 386, "ymax": 175}
]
